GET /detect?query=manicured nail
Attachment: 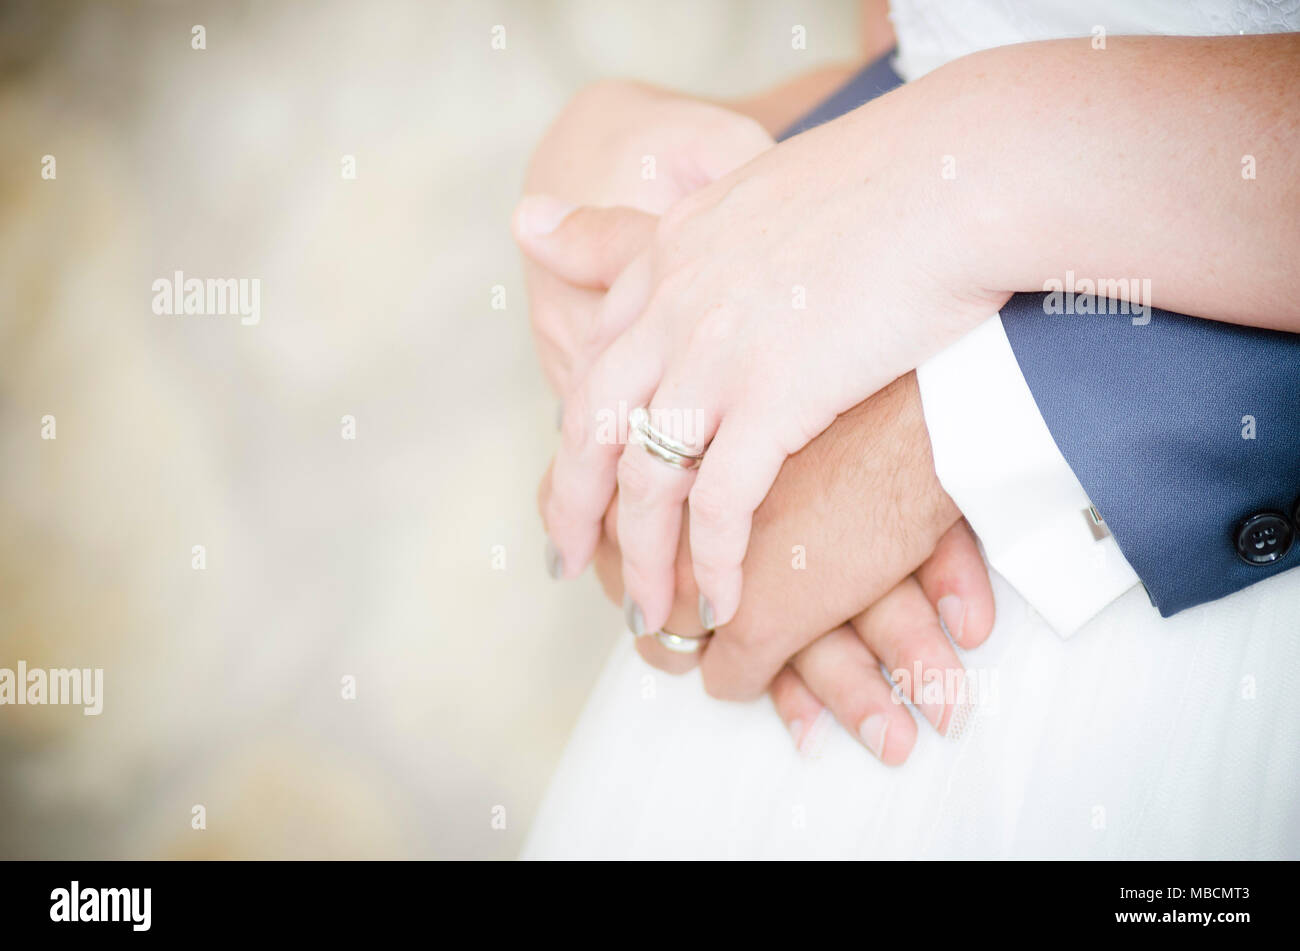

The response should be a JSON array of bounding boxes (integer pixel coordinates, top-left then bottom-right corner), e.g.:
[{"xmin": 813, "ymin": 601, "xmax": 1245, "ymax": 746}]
[
  {"xmin": 937, "ymin": 595, "xmax": 965, "ymax": 646},
  {"xmin": 858, "ymin": 713, "xmax": 889, "ymax": 760},
  {"xmin": 698, "ymin": 594, "xmax": 715, "ymax": 630},
  {"xmin": 544, "ymin": 538, "xmax": 564, "ymax": 579},
  {"xmin": 516, "ymin": 195, "xmax": 576, "ymax": 237},
  {"xmin": 623, "ymin": 595, "xmax": 645, "ymax": 636},
  {"xmin": 788, "ymin": 718, "xmax": 805, "ymax": 748},
  {"xmin": 921, "ymin": 698, "xmax": 947, "ymax": 735}
]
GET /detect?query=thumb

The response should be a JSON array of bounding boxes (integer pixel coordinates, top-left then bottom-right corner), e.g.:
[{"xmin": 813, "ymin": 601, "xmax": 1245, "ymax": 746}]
[{"xmin": 512, "ymin": 197, "xmax": 657, "ymax": 290}]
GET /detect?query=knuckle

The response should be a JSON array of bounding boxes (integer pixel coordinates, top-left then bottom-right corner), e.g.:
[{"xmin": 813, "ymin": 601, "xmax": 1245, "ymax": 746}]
[
  {"xmin": 688, "ymin": 480, "xmax": 734, "ymax": 538},
  {"xmin": 701, "ymin": 667, "xmax": 743, "ymax": 701},
  {"xmin": 689, "ymin": 303, "xmax": 740, "ymax": 347},
  {"xmin": 559, "ymin": 396, "xmax": 587, "ymax": 451},
  {"xmin": 616, "ymin": 450, "xmax": 658, "ymax": 506}
]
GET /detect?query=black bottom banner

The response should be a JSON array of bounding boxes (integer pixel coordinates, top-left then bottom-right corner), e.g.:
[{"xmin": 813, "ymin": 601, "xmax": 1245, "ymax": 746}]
[{"xmin": 0, "ymin": 859, "xmax": 1286, "ymax": 939}]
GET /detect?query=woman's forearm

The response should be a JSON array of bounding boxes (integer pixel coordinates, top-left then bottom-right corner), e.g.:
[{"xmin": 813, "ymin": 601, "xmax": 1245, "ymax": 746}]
[{"xmin": 925, "ymin": 34, "xmax": 1300, "ymax": 330}]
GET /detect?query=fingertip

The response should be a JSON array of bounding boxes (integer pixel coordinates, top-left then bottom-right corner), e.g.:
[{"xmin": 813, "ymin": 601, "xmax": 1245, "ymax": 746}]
[
  {"xmin": 956, "ymin": 589, "xmax": 996, "ymax": 649},
  {"xmin": 918, "ymin": 520, "xmax": 995, "ymax": 649},
  {"xmin": 875, "ymin": 707, "xmax": 918, "ymax": 767},
  {"xmin": 622, "ymin": 563, "xmax": 674, "ymax": 637},
  {"xmin": 935, "ymin": 593, "xmax": 968, "ymax": 647},
  {"xmin": 769, "ymin": 668, "xmax": 826, "ymax": 754},
  {"xmin": 548, "ymin": 523, "xmax": 598, "ymax": 581},
  {"xmin": 513, "ymin": 194, "xmax": 576, "ymax": 243},
  {"xmin": 695, "ymin": 568, "xmax": 742, "ymax": 630}
]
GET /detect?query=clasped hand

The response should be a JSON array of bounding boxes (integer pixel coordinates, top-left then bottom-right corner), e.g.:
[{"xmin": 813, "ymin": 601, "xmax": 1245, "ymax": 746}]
[{"xmin": 516, "ymin": 82, "xmax": 996, "ymax": 761}]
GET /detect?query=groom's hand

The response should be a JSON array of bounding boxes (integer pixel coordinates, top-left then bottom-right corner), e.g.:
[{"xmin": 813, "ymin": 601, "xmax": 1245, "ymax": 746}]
[
  {"xmin": 597, "ymin": 374, "xmax": 994, "ymax": 694},
  {"xmin": 699, "ymin": 373, "xmax": 975, "ymax": 701}
]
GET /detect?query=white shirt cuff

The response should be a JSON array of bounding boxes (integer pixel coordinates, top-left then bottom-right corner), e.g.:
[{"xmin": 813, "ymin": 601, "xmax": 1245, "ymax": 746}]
[{"xmin": 916, "ymin": 315, "xmax": 1141, "ymax": 637}]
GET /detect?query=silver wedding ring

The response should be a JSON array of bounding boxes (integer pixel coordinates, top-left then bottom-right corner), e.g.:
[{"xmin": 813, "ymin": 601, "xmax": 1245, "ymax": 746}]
[
  {"xmin": 654, "ymin": 628, "xmax": 714, "ymax": 654},
  {"xmin": 629, "ymin": 407, "xmax": 706, "ymax": 471}
]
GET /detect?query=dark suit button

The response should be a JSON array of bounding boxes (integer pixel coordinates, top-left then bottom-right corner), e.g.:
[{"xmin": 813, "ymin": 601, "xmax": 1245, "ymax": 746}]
[{"xmin": 1234, "ymin": 512, "xmax": 1293, "ymax": 566}]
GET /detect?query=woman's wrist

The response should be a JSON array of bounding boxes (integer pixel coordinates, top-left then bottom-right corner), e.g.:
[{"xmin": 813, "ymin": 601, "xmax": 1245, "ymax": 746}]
[{"xmin": 821, "ymin": 63, "xmax": 1014, "ymax": 331}]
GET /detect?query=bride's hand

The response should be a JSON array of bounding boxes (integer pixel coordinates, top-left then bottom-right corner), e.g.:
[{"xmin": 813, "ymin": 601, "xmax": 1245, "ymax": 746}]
[{"xmin": 540, "ymin": 89, "xmax": 1008, "ymax": 634}]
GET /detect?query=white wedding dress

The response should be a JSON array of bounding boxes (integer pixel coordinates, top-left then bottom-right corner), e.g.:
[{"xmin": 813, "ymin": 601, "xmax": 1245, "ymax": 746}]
[{"xmin": 523, "ymin": 0, "xmax": 1300, "ymax": 860}]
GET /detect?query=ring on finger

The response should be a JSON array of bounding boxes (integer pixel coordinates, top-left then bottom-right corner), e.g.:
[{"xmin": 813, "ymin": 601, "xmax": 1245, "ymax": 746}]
[
  {"xmin": 629, "ymin": 407, "xmax": 706, "ymax": 470},
  {"xmin": 654, "ymin": 627, "xmax": 714, "ymax": 654}
]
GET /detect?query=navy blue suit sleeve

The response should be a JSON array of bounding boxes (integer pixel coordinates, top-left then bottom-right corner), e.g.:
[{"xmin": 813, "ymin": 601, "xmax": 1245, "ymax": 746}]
[
  {"xmin": 1000, "ymin": 296, "xmax": 1300, "ymax": 615},
  {"xmin": 779, "ymin": 53, "xmax": 1300, "ymax": 617}
]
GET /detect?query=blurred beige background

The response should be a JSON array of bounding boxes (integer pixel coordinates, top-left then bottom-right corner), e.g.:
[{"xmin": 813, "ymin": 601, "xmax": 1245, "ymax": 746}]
[{"xmin": 0, "ymin": 0, "xmax": 857, "ymax": 858}]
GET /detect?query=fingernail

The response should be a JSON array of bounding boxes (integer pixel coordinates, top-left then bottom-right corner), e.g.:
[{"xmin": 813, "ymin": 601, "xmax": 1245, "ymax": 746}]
[
  {"xmin": 858, "ymin": 713, "xmax": 889, "ymax": 760},
  {"xmin": 799, "ymin": 708, "xmax": 834, "ymax": 758},
  {"xmin": 921, "ymin": 698, "xmax": 947, "ymax": 735},
  {"xmin": 623, "ymin": 595, "xmax": 645, "ymax": 636},
  {"xmin": 937, "ymin": 595, "xmax": 966, "ymax": 646},
  {"xmin": 788, "ymin": 718, "xmax": 805, "ymax": 748},
  {"xmin": 544, "ymin": 538, "xmax": 564, "ymax": 579},
  {"xmin": 516, "ymin": 195, "xmax": 576, "ymax": 236},
  {"xmin": 698, "ymin": 594, "xmax": 715, "ymax": 630}
]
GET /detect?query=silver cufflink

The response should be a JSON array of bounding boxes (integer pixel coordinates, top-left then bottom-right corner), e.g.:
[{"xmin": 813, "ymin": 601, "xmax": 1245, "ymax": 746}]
[{"xmin": 1084, "ymin": 505, "xmax": 1110, "ymax": 541}]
